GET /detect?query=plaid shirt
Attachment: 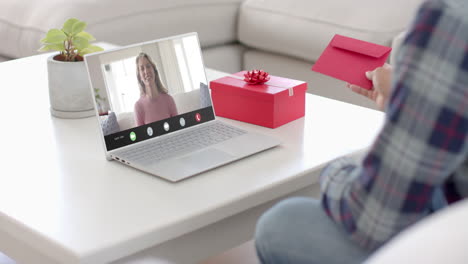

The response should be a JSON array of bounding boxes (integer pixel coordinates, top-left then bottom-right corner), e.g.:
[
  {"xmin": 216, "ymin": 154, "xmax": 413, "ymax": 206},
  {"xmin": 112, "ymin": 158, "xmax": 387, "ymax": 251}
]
[{"xmin": 320, "ymin": 0, "xmax": 468, "ymax": 251}]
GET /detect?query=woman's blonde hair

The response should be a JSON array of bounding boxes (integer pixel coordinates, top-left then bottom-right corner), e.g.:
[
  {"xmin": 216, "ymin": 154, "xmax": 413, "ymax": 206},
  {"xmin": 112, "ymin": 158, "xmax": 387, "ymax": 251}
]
[{"xmin": 136, "ymin": 52, "xmax": 168, "ymax": 97}]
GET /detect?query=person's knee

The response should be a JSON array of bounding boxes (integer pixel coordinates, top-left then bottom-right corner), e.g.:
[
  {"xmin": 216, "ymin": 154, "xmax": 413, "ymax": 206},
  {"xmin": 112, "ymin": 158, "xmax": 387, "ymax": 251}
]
[
  {"xmin": 257, "ymin": 198, "xmax": 310, "ymax": 237},
  {"xmin": 255, "ymin": 197, "xmax": 371, "ymax": 264},
  {"xmin": 257, "ymin": 197, "xmax": 317, "ymax": 235},
  {"xmin": 255, "ymin": 197, "xmax": 319, "ymax": 262}
]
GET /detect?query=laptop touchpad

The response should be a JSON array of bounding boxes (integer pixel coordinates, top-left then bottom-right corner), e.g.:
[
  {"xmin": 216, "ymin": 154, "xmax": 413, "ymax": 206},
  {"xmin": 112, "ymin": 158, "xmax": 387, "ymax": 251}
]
[{"xmin": 178, "ymin": 148, "xmax": 234, "ymax": 170}]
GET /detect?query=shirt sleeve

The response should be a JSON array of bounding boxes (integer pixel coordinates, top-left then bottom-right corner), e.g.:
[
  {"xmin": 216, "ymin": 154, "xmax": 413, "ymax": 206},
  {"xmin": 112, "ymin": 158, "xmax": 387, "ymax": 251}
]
[
  {"xmin": 168, "ymin": 94, "xmax": 178, "ymax": 117},
  {"xmin": 134, "ymin": 100, "xmax": 145, "ymax": 126},
  {"xmin": 320, "ymin": 0, "xmax": 468, "ymax": 250}
]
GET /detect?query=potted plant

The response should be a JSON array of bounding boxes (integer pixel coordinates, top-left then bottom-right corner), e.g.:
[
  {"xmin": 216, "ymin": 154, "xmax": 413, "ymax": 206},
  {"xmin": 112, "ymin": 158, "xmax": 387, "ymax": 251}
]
[{"xmin": 39, "ymin": 18, "xmax": 103, "ymax": 118}]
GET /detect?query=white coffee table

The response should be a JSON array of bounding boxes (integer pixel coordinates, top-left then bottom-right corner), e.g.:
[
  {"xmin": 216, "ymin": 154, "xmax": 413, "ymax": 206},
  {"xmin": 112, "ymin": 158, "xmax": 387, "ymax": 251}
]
[{"xmin": 0, "ymin": 53, "xmax": 384, "ymax": 264}]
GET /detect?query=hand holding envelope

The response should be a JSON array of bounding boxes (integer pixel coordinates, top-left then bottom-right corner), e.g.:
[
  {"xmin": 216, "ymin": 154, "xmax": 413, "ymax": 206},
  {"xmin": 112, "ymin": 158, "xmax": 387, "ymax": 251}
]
[
  {"xmin": 348, "ymin": 63, "xmax": 393, "ymax": 110},
  {"xmin": 311, "ymin": 34, "xmax": 392, "ymax": 90}
]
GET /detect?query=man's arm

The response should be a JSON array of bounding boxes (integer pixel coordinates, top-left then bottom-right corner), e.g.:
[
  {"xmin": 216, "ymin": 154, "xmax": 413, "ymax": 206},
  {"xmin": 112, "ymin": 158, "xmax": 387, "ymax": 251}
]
[{"xmin": 321, "ymin": 0, "xmax": 468, "ymax": 250}]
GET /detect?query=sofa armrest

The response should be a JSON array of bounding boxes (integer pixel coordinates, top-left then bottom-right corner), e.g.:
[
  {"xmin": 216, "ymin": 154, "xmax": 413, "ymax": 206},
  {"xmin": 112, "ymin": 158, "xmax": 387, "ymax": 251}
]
[{"xmin": 364, "ymin": 199, "xmax": 468, "ymax": 264}]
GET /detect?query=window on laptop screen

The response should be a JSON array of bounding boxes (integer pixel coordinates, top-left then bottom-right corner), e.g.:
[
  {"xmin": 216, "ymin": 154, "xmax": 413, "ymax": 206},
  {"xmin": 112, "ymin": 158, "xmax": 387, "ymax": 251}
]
[{"xmin": 86, "ymin": 33, "xmax": 214, "ymax": 151}]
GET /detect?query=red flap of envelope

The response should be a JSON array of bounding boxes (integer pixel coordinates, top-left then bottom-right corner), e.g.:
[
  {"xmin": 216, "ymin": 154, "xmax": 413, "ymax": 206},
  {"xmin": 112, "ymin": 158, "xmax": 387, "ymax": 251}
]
[{"xmin": 311, "ymin": 34, "xmax": 391, "ymax": 89}]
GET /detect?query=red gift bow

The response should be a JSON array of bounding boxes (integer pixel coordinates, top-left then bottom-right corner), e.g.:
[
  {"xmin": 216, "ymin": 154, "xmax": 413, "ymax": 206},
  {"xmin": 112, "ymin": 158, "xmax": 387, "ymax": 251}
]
[{"xmin": 244, "ymin": 70, "xmax": 270, "ymax": 84}]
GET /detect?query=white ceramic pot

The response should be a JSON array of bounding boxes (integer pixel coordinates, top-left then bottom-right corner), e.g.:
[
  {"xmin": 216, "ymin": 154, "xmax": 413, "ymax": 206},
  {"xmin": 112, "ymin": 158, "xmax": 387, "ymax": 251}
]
[{"xmin": 47, "ymin": 54, "xmax": 95, "ymax": 118}]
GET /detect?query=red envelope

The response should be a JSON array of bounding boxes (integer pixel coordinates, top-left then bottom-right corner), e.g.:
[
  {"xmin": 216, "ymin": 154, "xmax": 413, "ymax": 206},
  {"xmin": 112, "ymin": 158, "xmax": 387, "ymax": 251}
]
[{"xmin": 311, "ymin": 34, "xmax": 391, "ymax": 89}]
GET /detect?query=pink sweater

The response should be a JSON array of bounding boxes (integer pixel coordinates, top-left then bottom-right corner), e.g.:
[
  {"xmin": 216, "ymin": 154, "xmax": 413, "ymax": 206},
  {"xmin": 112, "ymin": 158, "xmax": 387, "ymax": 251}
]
[{"xmin": 134, "ymin": 93, "xmax": 178, "ymax": 126}]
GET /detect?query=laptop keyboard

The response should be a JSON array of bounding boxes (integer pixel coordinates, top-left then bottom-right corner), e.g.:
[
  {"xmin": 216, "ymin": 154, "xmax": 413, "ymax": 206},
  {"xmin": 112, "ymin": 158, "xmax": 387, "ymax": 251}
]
[{"xmin": 115, "ymin": 122, "xmax": 246, "ymax": 165}]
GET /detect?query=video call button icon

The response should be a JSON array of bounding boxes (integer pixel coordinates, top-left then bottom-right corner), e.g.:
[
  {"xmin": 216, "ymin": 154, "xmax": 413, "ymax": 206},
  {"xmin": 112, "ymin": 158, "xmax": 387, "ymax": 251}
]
[
  {"xmin": 195, "ymin": 113, "xmax": 201, "ymax": 122},
  {"xmin": 130, "ymin": 131, "xmax": 137, "ymax": 141},
  {"xmin": 147, "ymin": 127, "xmax": 153, "ymax": 136},
  {"xmin": 164, "ymin": 122, "xmax": 170, "ymax": 132}
]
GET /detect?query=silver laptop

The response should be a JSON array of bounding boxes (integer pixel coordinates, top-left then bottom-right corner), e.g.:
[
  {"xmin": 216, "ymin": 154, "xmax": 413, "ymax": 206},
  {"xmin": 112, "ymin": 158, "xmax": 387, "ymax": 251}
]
[{"xmin": 84, "ymin": 32, "xmax": 280, "ymax": 182}]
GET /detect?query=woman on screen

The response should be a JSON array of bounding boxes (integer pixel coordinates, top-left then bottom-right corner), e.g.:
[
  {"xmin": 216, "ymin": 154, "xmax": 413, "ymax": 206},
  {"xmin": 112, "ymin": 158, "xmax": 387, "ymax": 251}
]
[{"xmin": 134, "ymin": 52, "xmax": 178, "ymax": 126}]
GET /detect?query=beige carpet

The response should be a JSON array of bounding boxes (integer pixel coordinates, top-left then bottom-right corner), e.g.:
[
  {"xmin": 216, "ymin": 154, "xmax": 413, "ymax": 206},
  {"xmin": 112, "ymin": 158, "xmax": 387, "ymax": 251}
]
[{"xmin": 199, "ymin": 240, "xmax": 258, "ymax": 264}]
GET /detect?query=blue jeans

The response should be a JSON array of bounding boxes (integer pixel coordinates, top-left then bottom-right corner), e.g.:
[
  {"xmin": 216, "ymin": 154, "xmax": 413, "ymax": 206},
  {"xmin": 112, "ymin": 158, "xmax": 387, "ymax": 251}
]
[
  {"xmin": 255, "ymin": 198, "xmax": 370, "ymax": 264},
  {"xmin": 255, "ymin": 190, "xmax": 447, "ymax": 264}
]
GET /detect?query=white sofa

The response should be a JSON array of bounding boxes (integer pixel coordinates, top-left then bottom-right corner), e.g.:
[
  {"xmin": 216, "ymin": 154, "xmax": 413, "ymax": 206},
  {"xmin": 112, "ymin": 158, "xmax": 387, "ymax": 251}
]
[
  {"xmin": 0, "ymin": 0, "xmax": 423, "ymax": 109},
  {"xmin": 365, "ymin": 198, "xmax": 468, "ymax": 264}
]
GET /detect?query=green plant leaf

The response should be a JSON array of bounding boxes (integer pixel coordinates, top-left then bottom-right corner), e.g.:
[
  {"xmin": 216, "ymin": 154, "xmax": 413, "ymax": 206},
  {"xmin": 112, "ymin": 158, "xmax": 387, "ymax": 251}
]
[
  {"xmin": 76, "ymin": 31, "xmax": 95, "ymax": 41},
  {"xmin": 79, "ymin": 45, "xmax": 104, "ymax": 55},
  {"xmin": 73, "ymin": 35, "xmax": 89, "ymax": 50},
  {"xmin": 38, "ymin": 43, "xmax": 64, "ymax": 52},
  {"xmin": 41, "ymin": 18, "xmax": 99, "ymax": 55},
  {"xmin": 71, "ymin": 21, "xmax": 87, "ymax": 35},
  {"xmin": 41, "ymin": 29, "xmax": 66, "ymax": 44},
  {"xmin": 62, "ymin": 18, "xmax": 80, "ymax": 35}
]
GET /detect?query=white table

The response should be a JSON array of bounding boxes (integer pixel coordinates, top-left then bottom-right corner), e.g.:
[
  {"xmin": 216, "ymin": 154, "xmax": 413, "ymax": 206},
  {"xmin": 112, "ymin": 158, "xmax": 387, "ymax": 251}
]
[{"xmin": 0, "ymin": 53, "xmax": 385, "ymax": 264}]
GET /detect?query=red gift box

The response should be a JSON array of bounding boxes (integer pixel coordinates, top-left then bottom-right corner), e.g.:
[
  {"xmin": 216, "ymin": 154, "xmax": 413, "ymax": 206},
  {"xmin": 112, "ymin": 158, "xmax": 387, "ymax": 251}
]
[{"xmin": 210, "ymin": 71, "xmax": 307, "ymax": 128}]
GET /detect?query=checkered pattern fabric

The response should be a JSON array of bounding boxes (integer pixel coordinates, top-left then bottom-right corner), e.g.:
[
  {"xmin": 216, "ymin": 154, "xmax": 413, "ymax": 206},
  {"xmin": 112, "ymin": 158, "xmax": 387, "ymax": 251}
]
[{"xmin": 320, "ymin": 0, "xmax": 468, "ymax": 250}]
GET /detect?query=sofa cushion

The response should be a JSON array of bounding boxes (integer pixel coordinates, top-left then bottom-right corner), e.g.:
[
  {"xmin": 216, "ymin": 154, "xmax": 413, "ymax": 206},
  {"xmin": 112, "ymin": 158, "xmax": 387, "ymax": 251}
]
[
  {"xmin": 101, "ymin": 112, "xmax": 120, "ymax": 136},
  {"xmin": 116, "ymin": 112, "xmax": 136, "ymax": 131},
  {"xmin": 0, "ymin": 0, "xmax": 243, "ymax": 59},
  {"xmin": 203, "ymin": 44, "xmax": 245, "ymax": 74},
  {"xmin": 239, "ymin": 0, "xmax": 423, "ymax": 62}
]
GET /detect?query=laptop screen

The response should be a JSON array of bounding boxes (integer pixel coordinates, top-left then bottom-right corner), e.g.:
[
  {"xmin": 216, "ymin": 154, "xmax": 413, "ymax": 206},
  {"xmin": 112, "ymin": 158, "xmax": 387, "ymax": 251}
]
[{"xmin": 85, "ymin": 33, "xmax": 214, "ymax": 151}]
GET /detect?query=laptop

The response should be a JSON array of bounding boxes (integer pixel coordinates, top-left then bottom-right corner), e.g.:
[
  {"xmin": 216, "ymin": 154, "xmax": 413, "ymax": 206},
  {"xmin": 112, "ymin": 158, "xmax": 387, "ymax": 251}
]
[{"xmin": 84, "ymin": 32, "xmax": 280, "ymax": 182}]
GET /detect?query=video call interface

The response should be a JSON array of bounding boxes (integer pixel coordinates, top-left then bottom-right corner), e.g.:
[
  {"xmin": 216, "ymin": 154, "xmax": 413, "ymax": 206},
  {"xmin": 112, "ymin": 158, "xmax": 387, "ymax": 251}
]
[{"xmin": 88, "ymin": 34, "xmax": 214, "ymax": 151}]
